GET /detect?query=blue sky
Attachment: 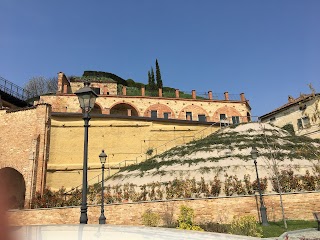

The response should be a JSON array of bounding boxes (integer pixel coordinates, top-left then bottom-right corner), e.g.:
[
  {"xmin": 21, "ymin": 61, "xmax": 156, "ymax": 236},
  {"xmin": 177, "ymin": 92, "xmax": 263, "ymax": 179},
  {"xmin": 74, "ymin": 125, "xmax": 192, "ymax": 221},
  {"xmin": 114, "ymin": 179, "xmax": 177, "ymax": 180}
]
[{"xmin": 1, "ymin": 0, "xmax": 320, "ymax": 116}]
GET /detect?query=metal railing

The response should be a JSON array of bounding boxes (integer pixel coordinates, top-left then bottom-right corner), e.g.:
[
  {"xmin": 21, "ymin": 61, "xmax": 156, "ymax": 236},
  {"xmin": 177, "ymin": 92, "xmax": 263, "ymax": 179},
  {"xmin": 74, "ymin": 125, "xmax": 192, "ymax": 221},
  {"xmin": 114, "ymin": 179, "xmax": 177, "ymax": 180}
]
[
  {"xmin": 119, "ymin": 86, "xmax": 244, "ymax": 101},
  {"xmin": 0, "ymin": 76, "xmax": 34, "ymax": 101}
]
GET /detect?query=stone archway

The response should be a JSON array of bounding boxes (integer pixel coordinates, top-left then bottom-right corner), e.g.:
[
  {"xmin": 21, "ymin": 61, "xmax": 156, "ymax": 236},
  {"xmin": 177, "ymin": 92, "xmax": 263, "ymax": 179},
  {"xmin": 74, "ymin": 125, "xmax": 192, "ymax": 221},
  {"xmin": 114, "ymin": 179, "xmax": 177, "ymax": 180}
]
[
  {"xmin": 0, "ymin": 167, "xmax": 26, "ymax": 209},
  {"xmin": 91, "ymin": 103, "xmax": 102, "ymax": 114},
  {"xmin": 143, "ymin": 104, "xmax": 175, "ymax": 119},
  {"xmin": 110, "ymin": 103, "xmax": 139, "ymax": 116}
]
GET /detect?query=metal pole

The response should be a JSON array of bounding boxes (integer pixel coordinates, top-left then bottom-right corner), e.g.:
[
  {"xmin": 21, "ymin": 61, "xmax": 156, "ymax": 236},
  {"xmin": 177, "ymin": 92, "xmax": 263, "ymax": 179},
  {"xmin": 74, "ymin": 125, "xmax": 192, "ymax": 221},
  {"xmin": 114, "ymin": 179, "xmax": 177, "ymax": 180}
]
[
  {"xmin": 254, "ymin": 159, "xmax": 268, "ymax": 226},
  {"xmin": 99, "ymin": 163, "xmax": 106, "ymax": 224},
  {"xmin": 80, "ymin": 112, "xmax": 90, "ymax": 224}
]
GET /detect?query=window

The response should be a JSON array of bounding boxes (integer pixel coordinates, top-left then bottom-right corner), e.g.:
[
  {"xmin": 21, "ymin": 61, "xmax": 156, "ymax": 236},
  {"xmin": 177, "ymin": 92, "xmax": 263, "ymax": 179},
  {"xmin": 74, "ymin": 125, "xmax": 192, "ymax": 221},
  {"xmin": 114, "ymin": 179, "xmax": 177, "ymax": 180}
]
[
  {"xmin": 232, "ymin": 116, "xmax": 240, "ymax": 124},
  {"xmin": 151, "ymin": 110, "xmax": 157, "ymax": 119},
  {"xmin": 297, "ymin": 119, "xmax": 303, "ymax": 130},
  {"xmin": 91, "ymin": 87, "xmax": 100, "ymax": 95},
  {"xmin": 186, "ymin": 112, "xmax": 192, "ymax": 121},
  {"xmin": 270, "ymin": 117, "xmax": 276, "ymax": 122},
  {"xmin": 302, "ymin": 116, "xmax": 311, "ymax": 128},
  {"xmin": 198, "ymin": 115, "xmax": 206, "ymax": 122},
  {"xmin": 297, "ymin": 116, "xmax": 311, "ymax": 130},
  {"xmin": 220, "ymin": 114, "xmax": 227, "ymax": 121},
  {"xmin": 163, "ymin": 112, "xmax": 170, "ymax": 119}
]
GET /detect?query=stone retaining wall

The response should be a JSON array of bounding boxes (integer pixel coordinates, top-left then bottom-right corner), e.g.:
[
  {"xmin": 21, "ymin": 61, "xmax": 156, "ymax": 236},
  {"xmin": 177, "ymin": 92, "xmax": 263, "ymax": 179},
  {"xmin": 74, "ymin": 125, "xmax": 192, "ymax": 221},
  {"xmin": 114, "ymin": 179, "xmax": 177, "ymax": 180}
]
[{"xmin": 9, "ymin": 191, "xmax": 320, "ymax": 226}]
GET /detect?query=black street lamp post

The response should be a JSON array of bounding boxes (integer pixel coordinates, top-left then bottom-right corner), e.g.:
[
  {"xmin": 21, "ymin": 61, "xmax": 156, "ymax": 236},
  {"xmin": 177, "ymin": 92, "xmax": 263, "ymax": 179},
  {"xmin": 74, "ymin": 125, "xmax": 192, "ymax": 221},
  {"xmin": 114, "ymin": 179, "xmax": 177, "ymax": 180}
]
[
  {"xmin": 75, "ymin": 81, "xmax": 98, "ymax": 224},
  {"xmin": 99, "ymin": 150, "xmax": 107, "ymax": 224},
  {"xmin": 251, "ymin": 146, "xmax": 268, "ymax": 226}
]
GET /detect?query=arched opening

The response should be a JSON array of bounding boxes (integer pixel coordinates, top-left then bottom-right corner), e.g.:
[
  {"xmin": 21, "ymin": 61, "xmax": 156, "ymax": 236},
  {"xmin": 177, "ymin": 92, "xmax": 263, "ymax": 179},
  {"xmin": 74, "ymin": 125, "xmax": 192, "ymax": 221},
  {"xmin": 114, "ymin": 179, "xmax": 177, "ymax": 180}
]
[
  {"xmin": 247, "ymin": 112, "xmax": 251, "ymax": 122},
  {"xmin": 0, "ymin": 167, "xmax": 26, "ymax": 209},
  {"xmin": 91, "ymin": 103, "xmax": 102, "ymax": 114},
  {"xmin": 110, "ymin": 103, "xmax": 139, "ymax": 116}
]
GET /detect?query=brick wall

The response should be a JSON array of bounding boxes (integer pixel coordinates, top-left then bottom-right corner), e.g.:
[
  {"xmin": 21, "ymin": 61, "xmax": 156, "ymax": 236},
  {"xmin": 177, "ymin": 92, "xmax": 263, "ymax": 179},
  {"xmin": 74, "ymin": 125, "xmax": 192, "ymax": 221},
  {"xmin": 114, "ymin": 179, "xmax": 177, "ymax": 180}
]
[
  {"xmin": 39, "ymin": 94, "xmax": 250, "ymax": 123},
  {"xmin": 8, "ymin": 191, "xmax": 320, "ymax": 226},
  {"xmin": 0, "ymin": 104, "xmax": 51, "ymax": 207}
]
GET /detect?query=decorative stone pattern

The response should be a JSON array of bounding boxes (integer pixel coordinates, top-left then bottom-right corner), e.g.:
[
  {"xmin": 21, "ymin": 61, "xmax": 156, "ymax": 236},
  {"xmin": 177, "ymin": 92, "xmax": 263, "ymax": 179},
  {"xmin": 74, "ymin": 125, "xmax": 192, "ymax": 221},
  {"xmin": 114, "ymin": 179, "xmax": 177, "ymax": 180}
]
[{"xmin": 8, "ymin": 192, "xmax": 320, "ymax": 226}]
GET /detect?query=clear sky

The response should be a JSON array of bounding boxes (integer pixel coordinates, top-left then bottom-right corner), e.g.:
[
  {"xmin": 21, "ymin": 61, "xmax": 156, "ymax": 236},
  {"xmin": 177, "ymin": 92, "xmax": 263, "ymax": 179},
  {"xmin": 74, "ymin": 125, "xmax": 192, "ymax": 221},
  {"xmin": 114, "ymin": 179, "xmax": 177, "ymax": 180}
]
[{"xmin": 1, "ymin": 0, "xmax": 320, "ymax": 116}]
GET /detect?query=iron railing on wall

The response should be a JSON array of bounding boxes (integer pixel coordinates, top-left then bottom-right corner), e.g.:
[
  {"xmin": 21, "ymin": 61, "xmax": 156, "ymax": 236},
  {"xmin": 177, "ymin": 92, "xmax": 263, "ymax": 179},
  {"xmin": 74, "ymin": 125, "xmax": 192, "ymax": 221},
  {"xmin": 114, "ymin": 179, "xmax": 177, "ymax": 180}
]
[{"xmin": 0, "ymin": 76, "xmax": 34, "ymax": 101}]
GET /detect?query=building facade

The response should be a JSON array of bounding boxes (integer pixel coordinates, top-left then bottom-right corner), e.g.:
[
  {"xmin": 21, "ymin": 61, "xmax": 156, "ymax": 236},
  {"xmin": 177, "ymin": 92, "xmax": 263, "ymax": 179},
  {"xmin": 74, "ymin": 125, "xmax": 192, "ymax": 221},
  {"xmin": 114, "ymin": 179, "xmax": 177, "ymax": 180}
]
[
  {"xmin": 0, "ymin": 71, "xmax": 252, "ymax": 207},
  {"xmin": 259, "ymin": 94, "xmax": 320, "ymax": 138}
]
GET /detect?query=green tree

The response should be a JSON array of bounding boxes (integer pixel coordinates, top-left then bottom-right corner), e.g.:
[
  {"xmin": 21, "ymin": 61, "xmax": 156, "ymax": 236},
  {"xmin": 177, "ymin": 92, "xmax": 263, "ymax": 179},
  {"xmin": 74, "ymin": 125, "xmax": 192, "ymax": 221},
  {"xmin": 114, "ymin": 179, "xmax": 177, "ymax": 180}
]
[
  {"xmin": 150, "ymin": 67, "xmax": 156, "ymax": 90},
  {"xmin": 147, "ymin": 71, "xmax": 152, "ymax": 89},
  {"xmin": 155, "ymin": 59, "xmax": 163, "ymax": 89}
]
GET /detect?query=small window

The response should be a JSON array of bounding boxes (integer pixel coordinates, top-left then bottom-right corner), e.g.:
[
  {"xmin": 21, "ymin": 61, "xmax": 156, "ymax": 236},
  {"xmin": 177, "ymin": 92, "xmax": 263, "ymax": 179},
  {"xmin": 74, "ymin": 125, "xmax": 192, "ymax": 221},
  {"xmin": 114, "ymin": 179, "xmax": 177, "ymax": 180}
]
[
  {"xmin": 302, "ymin": 116, "xmax": 310, "ymax": 128},
  {"xmin": 297, "ymin": 119, "xmax": 303, "ymax": 130},
  {"xmin": 270, "ymin": 117, "xmax": 276, "ymax": 122},
  {"xmin": 186, "ymin": 112, "xmax": 192, "ymax": 121},
  {"xmin": 163, "ymin": 112, "xmax": 170, "ymax": 119},
  {"xmin": 91, "ymin": 87, "xmax": 100, "ymax": 95},
  {"xmin": 232, "ymin": 116, "xmax": 240, "ymax": 124},
  {"xmin": 220, "ymin": 114, "xmax": 227, "ymax": 121},
  {"xmin": 151, "ymin": 110, "xmax": 157, "ymax": 119},
  {"xmin": 198, "ymin": 115, "xmax": 206, "ymax": 122}
]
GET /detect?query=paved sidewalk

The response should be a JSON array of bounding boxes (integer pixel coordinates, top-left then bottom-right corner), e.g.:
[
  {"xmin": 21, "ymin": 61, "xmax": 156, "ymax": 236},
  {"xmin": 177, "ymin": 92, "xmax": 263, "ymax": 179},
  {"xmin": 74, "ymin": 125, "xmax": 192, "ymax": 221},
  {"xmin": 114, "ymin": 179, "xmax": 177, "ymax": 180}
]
[{"xmin": 278, "ymin": 228, "xmax": 320, "ymax": 240}]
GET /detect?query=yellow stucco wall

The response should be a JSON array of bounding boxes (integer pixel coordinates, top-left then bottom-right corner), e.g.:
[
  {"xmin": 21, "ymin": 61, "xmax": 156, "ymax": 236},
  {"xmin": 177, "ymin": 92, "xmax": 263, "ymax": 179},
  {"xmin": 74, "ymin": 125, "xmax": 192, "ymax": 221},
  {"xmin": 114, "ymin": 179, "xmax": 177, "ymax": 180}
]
[
  {"xmin": 261, "ymin": 98, "xmax": 320, "ymax": 138},
  {"xmin": 46, "ymin": 115, "xmax": 219, "ymax": 190}
]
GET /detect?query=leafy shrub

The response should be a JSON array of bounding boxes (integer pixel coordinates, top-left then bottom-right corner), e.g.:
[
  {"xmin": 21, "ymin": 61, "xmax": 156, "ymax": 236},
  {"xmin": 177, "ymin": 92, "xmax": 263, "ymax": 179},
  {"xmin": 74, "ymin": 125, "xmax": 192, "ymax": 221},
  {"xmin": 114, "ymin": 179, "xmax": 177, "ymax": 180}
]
[
  {"xmin": 199, "ymin": 222, "xmax": 229, "ymax": 233},
  {"xmin": 177, "ymin": 205, "xmax": 203, "ymax": 231},
  {"xmin": 229, "ymin": 215, "xmax": 262, "ymax": 237},
  {"xmin": 281, "ymin": 124, "xmax": 295, "ymax": 136},
  {"xmin": 142, "ymin": 209, "xmax": 160, "ymax": 227}
]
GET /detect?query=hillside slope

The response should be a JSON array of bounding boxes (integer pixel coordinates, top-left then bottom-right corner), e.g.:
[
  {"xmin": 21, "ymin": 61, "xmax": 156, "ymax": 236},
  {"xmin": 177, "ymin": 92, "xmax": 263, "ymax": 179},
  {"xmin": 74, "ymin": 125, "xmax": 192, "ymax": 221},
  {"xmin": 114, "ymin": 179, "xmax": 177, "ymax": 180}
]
[{"xmin": 106, "ymin": 123, "xmax": 320, "ymax": 191}]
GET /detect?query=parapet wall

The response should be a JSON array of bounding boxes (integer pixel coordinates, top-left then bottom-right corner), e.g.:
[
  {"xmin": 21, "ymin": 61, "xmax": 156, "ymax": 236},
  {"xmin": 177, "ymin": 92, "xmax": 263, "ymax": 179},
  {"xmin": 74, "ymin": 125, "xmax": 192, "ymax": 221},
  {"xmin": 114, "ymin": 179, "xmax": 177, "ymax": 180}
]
[{"xmin": 8, "ymin": 191, "xmax": 320, "ymax": 226}]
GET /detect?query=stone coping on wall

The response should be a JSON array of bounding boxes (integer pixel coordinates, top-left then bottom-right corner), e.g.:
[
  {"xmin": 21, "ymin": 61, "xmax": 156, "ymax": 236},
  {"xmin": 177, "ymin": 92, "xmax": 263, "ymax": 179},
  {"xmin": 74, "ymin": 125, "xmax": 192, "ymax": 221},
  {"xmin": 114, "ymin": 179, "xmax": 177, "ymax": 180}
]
[{"xmin": 56, "ymin": 93, "xmax": 250, "ymax": 105}]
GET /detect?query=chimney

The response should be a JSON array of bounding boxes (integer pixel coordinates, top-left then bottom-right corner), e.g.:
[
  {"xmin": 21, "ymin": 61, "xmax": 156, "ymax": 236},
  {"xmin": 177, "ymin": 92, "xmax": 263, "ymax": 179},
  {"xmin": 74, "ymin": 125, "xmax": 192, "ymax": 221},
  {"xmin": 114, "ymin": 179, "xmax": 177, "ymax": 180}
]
[
  {"xmin": 224, "ymin": 92, "xmax": 229, "ymax": 101},
  {"xmin": 208, "ymin": 91, "xmax": 213, "ymax": 100},
  {"xmin": 288, "ymin": 95, "xmax": 295, "ymax": 103},
  {"xmin": 141, "ymin": 87, "xmax": 145, "ymax": 96},
  {"xmin": 192, "ymin": 90, "xmax": 196, "ymax": 99},
  {"xmin": 63, "ymin": 85, "xmax": 68, "ymax": 94},
  {"xmin": 57, "ymin": 72, "xmax": 64, "ymax": 94},
  {"xmin": 158, "ymin": 88, "xmax": 163, "ymax": 97},
  {"xmin": 175, "ymin": 89, "xmax": 180, "ymax": 98},
  {"xmin": 122, "ymin": 86, "xmax": 127, "ymax": 96},
  {"xmin": 240, "ymin": 93, "xmax": 246, "ymax": 102}
]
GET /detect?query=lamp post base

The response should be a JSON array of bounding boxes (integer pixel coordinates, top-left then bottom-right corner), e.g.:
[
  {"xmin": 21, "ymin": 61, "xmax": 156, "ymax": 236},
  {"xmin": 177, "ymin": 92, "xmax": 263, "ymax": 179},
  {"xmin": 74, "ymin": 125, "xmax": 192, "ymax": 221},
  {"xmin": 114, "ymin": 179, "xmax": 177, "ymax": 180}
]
[
  {"xmin": 99, "ymin": 214, "xmax": 106, "ymax": 224},
  {"xmin": 260, "ymin": 206, "xmax": 268, "ymax": 226}
]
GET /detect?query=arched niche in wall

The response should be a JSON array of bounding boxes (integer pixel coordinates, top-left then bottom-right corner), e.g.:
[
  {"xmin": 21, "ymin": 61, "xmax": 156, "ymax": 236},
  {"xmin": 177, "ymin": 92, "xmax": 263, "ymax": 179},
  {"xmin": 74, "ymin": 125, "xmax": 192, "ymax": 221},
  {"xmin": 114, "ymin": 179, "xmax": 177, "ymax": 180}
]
[
  {"xmin": 212, "ymin": 106, "xmax": 242, "ymax": 123},
  {"xmin": 110, "ymin": 102, "xmax": 139, "ymax": 116},
  {"xmin": 178, "ymin": 105, "xmax": 209, "ymax": 121},
  {"xmin": 0, "ymin": 167, "xmax": 26, "ymax": 209},
  {"xmin": 91, "ymin": 103, "xmax": 103, "ymax": 114},
  {"xmin": 143, "ymin": 104, "xmax": 175, "ymax": 119}
]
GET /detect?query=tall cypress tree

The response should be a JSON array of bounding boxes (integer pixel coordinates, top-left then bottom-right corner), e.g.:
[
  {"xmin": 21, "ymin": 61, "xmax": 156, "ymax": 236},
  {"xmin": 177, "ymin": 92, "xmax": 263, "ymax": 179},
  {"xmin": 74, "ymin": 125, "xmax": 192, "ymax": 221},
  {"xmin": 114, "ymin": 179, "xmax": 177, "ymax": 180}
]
[
  {"xmin": 150, "ymin": 67, "xmax": 156, "ymax": 91},
  {"xmin": 155, "ymin": 59, "xmax": 163, "ymax": 89},
  {"xmin": 147, "ymin": 70, "xmax": 152, "ymax": 89}
]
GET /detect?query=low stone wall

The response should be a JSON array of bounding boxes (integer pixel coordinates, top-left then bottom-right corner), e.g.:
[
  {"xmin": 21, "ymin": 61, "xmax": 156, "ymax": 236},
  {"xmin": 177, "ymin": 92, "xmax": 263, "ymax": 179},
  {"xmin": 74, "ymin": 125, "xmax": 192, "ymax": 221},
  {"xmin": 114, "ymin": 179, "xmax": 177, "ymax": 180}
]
[{"xmin": 9, "ymin": 191, "xmax": 320, "ymax": 226}]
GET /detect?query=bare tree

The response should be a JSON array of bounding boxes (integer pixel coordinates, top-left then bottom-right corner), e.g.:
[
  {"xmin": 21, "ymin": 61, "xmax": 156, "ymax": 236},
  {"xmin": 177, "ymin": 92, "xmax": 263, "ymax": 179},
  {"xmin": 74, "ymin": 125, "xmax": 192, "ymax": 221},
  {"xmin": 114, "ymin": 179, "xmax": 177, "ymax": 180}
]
[
  {"xmin": 258, "ymin": 123, "xmax": 288, "ymax": 229},
  {"xmin": 24, "ymin": 76, "xmax": 58, "ymax": 97}
]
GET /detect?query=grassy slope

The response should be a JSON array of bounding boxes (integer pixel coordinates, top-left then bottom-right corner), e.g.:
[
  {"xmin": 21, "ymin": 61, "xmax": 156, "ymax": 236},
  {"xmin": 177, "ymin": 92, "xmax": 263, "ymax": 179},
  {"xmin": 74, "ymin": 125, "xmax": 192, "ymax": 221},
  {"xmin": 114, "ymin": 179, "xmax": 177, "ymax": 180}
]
[{"xmin": 114, "ymin": 124, "xmax": 320, "ymax": 177}]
